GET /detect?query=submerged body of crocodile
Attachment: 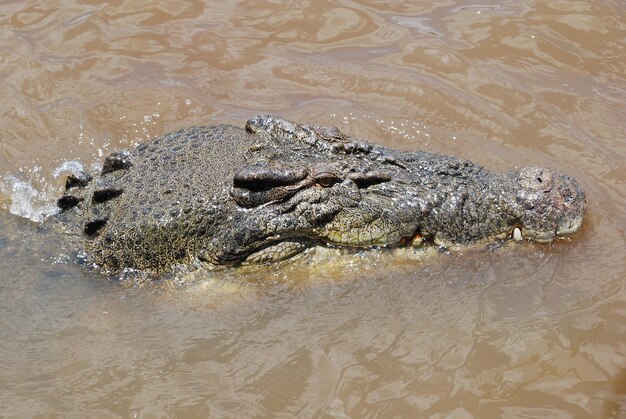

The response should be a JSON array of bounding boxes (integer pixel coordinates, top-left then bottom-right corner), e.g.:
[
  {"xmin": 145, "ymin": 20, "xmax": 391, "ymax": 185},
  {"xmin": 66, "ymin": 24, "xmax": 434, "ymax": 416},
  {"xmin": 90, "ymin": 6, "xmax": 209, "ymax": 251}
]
[{"xmin": 56, "ymin": 114, "xmax": 586, "ymax": 273}]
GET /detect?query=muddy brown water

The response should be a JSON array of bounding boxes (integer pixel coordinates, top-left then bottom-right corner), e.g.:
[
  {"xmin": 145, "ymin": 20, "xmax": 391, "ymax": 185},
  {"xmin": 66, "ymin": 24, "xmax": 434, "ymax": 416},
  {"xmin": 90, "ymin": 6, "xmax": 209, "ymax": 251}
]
[{"xmin": 1, "ymin": 1, "xmax": 625, "ymax": 417}]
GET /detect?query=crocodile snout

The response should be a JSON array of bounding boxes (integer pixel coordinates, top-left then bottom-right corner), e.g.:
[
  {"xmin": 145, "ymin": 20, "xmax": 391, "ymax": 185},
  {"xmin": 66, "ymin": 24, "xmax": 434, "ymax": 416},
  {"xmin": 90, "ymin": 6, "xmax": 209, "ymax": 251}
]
[{"xmin": 515, "ymin": 167, "xmax": 586, "ymax": 241}]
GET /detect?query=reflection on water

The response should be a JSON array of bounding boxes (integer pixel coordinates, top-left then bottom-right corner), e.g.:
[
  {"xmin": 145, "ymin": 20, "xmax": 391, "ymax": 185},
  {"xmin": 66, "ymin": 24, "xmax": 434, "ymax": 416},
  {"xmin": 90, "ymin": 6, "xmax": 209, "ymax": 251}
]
[{"xmin": 0, "ymin": 0, "xmax": 624, "ymax": 416}]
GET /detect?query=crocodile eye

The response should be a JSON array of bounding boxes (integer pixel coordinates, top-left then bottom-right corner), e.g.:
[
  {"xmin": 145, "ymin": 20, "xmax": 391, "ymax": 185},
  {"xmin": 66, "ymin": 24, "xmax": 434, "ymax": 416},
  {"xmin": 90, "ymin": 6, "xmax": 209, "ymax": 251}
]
[{"xmin": 314, "ymin": 172, "xmax": 341, "ymax": 187}]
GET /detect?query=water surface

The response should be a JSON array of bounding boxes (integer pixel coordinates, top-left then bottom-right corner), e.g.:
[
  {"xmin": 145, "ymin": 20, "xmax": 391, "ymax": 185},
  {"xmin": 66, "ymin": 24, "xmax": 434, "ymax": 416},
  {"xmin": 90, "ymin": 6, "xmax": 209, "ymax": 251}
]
[{"xmin": 1, "ymin": 1, "xmax": 625, "ymax": 417}]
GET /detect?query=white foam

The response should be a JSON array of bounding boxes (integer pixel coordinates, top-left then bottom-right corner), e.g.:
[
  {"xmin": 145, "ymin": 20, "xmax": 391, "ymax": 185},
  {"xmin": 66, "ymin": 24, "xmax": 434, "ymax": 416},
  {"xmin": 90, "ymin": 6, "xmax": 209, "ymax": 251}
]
[
  {"xmin": 52, "ymin": 160, "xmax": 85, "ymax": 179},
  {"xmin": 0, "ymin": 175, "xmax": 58, "ymax": 222},
  {"xmin": 1, "ymin": 160, "xmax": 86, "ymax": 223}
]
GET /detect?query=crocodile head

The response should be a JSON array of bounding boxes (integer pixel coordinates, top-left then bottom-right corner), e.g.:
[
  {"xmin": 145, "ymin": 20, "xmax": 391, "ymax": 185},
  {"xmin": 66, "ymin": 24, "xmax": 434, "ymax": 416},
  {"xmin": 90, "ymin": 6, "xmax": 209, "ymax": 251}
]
[
  {"xmin": 199, "ymin": 115, "xmax": 586, "ymax": 265},
  {"xmin": 56, "ymin": 114, "xmax": 586, "ymax": 273}
]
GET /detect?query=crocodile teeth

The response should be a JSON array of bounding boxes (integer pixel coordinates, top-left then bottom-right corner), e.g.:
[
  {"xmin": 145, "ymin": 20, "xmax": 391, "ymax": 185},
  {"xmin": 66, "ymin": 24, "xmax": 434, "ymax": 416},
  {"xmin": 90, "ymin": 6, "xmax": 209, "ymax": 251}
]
[{"xmin": 513, "ymin": 227, "xmax": 523, "ymax": 242}]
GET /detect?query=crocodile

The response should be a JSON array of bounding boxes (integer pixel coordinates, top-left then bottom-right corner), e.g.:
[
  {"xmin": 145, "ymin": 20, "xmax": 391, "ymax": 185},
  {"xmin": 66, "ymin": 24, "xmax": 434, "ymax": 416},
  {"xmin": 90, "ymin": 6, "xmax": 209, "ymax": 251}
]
[{"xmin": 55, "ymin": 114, "xmax": 586, "ymax": 274}]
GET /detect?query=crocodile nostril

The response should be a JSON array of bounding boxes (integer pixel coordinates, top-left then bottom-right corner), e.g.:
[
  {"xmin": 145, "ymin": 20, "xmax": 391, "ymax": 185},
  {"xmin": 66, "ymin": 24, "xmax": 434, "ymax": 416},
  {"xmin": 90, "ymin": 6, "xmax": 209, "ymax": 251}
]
[{"xmin": 536, "ymin": 177, "xmax": 543, "ymax": 184}]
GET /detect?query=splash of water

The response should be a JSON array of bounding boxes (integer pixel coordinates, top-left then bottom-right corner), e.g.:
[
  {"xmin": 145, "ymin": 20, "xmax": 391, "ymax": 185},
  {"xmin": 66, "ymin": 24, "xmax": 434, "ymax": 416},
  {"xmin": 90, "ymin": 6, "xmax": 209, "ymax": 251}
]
[
  {"xmin": 0, "ymin": 175, "xmax": 58, "ymax": 222},
  {"xmin": 52, "ymin": 160, "xmax": 86, "ymax": 179},
  {"xmin": 0, "ymin": 161, "xmax": 85, "ymax": 223}
]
